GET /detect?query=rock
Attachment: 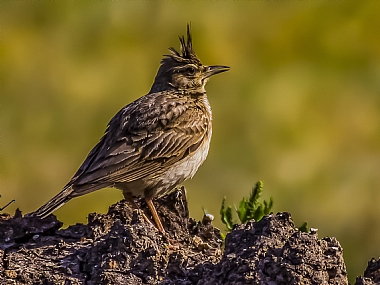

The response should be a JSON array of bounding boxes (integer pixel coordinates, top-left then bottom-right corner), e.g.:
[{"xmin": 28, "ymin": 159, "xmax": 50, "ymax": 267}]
[
  {"xmin": 0, "ymin": 187, "xmax": 371, "ymax": 285},
  {"xmin": 355, "ymin": 258, "xmax": 380, "ymax": 285}
]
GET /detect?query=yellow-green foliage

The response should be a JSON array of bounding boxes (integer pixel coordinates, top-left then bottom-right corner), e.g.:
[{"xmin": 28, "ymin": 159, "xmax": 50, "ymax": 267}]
[{"xmin": 220, "ymin": 181, "xmax": 273, "ymax": 232}]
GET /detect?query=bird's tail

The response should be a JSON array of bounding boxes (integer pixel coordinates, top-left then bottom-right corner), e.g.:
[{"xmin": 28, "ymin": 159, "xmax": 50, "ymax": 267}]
[{"xmin": 30, "ymin": 186, "xmax": 74, "ymax": 218}]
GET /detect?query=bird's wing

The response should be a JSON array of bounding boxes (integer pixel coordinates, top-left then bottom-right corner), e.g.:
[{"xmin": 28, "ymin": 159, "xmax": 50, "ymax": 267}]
[{"xmin": 67, "ymin": 92, "xmax": 209, "ymax": 191}]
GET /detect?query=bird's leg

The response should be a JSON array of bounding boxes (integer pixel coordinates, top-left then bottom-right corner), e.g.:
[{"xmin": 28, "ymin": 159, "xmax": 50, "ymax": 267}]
[
  {"xmin": 145, "ymin": 198, "xmax": 165, "ymax": 234},
  {"xmin": 123, "ymin": 192, "xmax": 155, "ymax": 229}
]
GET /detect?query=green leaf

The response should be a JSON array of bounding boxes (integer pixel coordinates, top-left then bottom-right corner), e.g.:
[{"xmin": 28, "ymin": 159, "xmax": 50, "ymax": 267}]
[
  {"xmin": 298, "ymin": 222, "xmax": 309, "ymax": 233},
  {"xmin": 237, "ymin": 198, "xmax": 247, "ymax": 223},
  {"xmin": 263, "ymin": 197, "xmax": 274, "ymax": 215},
  {"xmin": 220, "ymin": 197, "xmax": 234, "ymax": 231}
]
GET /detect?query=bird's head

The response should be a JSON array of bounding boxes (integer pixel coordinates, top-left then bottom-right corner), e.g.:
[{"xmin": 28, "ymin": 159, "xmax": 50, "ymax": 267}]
[{"xmin": 150, "ymin": 25, "xmax": 229, "ymax": 94}]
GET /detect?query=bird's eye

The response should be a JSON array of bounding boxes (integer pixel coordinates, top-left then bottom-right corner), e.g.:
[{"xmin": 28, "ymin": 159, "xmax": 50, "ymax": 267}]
[{"xmin": 187, "ymin": 67, "xmax": 195, "ymax": 75}]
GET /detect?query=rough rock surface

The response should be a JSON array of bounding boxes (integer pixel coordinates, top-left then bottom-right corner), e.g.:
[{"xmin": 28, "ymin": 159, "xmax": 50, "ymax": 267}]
[
  {"xmin": 0, "ymin": 188, "xmax": 378, "ymax": 284},
  {"xmin": 355, "ymin": 259, "xmax": 380, "ymax": 285}
]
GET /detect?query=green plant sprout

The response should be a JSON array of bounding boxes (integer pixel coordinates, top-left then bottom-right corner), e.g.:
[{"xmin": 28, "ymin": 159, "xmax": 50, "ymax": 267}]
[
  {"xmin": 298, "ymin": 221, "xmax": 309, "ymax": 233},
  {"xmin": 220, "ymin": 181, "xmax": 273, "ymax": 232}
]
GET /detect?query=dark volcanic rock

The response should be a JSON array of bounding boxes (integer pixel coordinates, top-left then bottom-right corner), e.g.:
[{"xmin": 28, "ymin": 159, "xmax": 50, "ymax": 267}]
[
  {"xmin": 355, "ymin": 258, "xmax": 380, "ymax": 285},
  {"xmin": 194, "ymin": 212, "xmax": 348, "ymax": 285},
  {"xmin": 0, "ymin": 187, "xmax": 357, "ymax": 284},
  {"xmin": 0, "ymin": 188, "xmax": 221, "ymax": 285}
]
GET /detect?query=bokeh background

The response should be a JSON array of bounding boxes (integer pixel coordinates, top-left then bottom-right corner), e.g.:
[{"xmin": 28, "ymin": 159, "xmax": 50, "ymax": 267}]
[{"xmin": 2, "ymin": 1, "xmax": 380, "ymax": 282}]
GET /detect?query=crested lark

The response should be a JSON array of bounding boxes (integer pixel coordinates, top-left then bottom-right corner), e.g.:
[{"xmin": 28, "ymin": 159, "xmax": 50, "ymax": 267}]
[{"xmin": 31, "ymin": 25, "xmax": 229, "ymax": 233}]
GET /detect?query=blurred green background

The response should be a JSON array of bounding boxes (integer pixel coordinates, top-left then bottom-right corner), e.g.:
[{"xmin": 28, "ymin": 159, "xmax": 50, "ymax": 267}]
[{"xmin": 2, "ymin": 1, "xmax": 380, "ymax": 282}]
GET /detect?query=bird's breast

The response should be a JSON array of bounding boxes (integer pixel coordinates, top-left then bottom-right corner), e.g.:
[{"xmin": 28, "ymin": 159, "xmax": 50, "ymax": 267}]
[{"xmin": 153, "ymin": 129, "xmax": 211, "ymax": 197}]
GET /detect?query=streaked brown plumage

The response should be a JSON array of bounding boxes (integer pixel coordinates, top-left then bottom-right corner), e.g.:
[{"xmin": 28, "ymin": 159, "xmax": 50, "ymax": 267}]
[{"xmin": 30, "ymin": 25, "xmax": 229, "ymax": 233}]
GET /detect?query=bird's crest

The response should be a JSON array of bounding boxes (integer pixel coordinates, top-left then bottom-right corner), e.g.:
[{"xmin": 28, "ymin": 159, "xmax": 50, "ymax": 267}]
[
  {"xmin": 163, "ymin": 24, "xmax": 201, "ymax": 65},
  {"xmin": 150, "ymin": 24, "xmax": 204, "ymax": 93}
]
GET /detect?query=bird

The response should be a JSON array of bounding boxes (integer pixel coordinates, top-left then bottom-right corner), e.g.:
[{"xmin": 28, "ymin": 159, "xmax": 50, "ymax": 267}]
[{"xmin": 30, "ymin": 25, "xmax": 229, "ymax": 233}]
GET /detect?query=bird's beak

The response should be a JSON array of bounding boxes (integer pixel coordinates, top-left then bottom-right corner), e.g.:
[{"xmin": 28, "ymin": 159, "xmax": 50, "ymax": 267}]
[{"xmin": 203, "ymin": 65, "xmax": 230, "ymax": 79}]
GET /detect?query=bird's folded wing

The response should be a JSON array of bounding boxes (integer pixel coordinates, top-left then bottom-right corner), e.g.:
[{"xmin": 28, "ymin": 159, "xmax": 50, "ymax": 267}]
[{"xmin": 70, "ymin": 106, "xmax": 208, "ymax": 187}]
